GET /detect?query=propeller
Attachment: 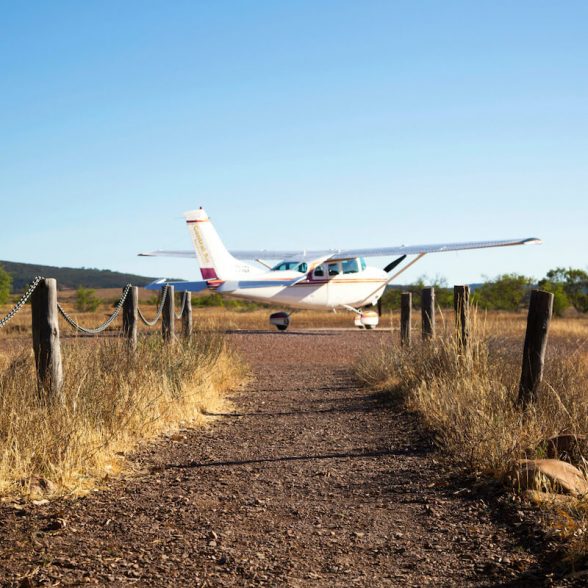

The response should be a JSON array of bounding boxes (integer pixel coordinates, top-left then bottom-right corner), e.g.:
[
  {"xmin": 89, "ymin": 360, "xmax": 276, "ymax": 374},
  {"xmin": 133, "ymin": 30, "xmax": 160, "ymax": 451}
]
[{"xmin": 384, "ymin": 254, "xmax": 407, "ymax": 273}]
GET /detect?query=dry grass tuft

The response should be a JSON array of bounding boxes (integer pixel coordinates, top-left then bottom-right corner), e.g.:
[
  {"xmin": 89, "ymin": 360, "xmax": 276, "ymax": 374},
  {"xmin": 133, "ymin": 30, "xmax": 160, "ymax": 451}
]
[
  {"xmin": 0, "ymin": 329, "xmax": 244, "ymax": 498},
  {"xmin": 356, "ymin": 311, "xmax": 588, "ymax": 560}
]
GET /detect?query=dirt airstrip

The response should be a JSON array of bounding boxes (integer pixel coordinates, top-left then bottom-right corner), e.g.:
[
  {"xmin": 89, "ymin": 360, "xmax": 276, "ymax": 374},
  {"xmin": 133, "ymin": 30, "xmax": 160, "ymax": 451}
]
[{"xmin": 0, "ymin": 331, "xmax": 581, "ymax": 586}]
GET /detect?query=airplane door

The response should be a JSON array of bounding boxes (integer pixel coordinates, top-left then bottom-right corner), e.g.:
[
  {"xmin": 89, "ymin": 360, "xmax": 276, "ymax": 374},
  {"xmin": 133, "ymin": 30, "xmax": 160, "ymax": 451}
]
[
  {"xmin": 325, "ymin": 261, "xmax": 342, "ymax": 307},
  {"xmin": 304, "ymin": 263, "xmax": 329, "ymax": 306}
]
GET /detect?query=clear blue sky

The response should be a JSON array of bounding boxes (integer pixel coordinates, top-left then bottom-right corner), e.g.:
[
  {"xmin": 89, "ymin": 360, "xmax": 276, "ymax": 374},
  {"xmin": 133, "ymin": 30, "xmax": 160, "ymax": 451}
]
[{"xmin": 1, "ymin": 1, "xmax": 586, "ymax": 284}]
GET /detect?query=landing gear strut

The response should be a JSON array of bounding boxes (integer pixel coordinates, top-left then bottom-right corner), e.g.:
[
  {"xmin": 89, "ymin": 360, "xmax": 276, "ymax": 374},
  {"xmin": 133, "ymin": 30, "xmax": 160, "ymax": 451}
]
[{"xmin": 270, "ymin": 311, "xmax": 290, "ymax": 331}]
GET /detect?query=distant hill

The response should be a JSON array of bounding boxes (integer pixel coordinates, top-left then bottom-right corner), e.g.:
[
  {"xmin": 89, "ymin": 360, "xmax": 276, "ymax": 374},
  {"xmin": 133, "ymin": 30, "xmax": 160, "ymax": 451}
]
[{"xmin": 0, "ymin": 260, "xmax": 158, "ymax": 291}]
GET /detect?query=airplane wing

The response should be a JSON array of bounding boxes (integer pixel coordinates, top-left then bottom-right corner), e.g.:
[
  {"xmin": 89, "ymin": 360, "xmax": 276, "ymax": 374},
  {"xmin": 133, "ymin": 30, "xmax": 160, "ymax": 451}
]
[
  {"xmin": 139, "ymin": 237, "xmax": 541, "ymax": 262},
  {"xmin": 319, "ymin": 237, "xmax": 542, "ymax": 260},
  {"xmin": 229, "ymin": 237, "xmax": 542, "ymax": 261}
]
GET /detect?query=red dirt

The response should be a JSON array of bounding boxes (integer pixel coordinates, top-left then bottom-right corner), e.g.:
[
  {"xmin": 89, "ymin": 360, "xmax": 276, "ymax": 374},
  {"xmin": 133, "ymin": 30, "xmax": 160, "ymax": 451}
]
[{"xmin": 0, "ymin": 330, "xmax": 579, "ymax": 586}]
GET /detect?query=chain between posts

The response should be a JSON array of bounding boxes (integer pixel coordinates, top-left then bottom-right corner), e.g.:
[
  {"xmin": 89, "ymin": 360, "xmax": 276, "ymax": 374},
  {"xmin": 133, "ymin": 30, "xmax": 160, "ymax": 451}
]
[
  {"xmin": 137, "ymin": 285, "xmax": 169, "ymax": 326},
  {"xmin": 57, "ymin": 284, "xmax": 133, "ymax": 335},
  {"xmin": 1, "ymin": 279, "xmax": 177, "ymax": 333},
  {"xmin": 0, "ymin": 276, "xmax": 45, "ymax": 330},
  {"xmin": 175, "ymin": 291, "xmax": 188, "ymax": 320}
]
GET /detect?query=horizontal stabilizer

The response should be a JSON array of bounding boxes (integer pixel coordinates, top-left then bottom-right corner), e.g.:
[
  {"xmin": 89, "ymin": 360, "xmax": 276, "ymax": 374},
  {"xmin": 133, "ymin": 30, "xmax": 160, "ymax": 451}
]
[
  {"xmin": 144, "ymin": 279, "xmax": 209, "ymax": 292},
  {"xmin": 139, "ymin": 250, "xmax": 195, "ymax": 258}
]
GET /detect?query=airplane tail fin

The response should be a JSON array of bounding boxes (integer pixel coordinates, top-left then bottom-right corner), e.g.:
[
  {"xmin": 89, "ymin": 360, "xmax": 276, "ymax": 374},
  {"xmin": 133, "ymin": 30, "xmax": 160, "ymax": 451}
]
[{"xmin": 184, "ymin": 208, "xmax": 256, "ymax": 280}]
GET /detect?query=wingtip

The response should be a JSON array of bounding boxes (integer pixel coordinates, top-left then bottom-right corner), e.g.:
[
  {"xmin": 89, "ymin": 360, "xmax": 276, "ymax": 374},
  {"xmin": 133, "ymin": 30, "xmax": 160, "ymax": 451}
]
[{"xmin": 523, "ymin": 238, "xmax": 543, "ymax": 245}]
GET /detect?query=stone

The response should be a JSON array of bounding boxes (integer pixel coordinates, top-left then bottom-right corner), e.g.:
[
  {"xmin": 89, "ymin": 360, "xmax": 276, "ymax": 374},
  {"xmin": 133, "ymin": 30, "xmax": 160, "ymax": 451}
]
[
  {"xmin": 512, "ymin": 459, "xmax": 588, "ymax": 496},
  {"xmin": 31, "ymin": 499, "xmax": 50, "ymax": 506},
  {"xmin": 28, "ymin": 476, "xmax": 56, "ymax": 498}
]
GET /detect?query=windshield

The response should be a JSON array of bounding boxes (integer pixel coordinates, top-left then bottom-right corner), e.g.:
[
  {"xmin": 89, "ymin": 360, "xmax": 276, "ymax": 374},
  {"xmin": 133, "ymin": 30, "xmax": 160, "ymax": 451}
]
[{"xmin": 342, "ymin": 259, "xmax": 359, "ymax": 274}]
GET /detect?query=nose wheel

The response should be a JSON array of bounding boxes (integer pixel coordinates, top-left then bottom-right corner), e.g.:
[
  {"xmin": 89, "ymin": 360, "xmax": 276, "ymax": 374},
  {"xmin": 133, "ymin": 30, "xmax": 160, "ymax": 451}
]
[
  {"xmin": 270, "ymin": 311, "xmax": 290, "ymax": 331},
  {"xmin": 354, "ymin": 309, "xmax": 379, "ymax": 329}
]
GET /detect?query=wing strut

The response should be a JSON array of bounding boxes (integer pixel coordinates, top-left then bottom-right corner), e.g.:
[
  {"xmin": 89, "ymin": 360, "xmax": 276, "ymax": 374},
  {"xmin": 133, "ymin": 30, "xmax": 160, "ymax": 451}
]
[
  {"xmin": 387, "ymin": 253, "xmax": 427, "ymax": 283},
  {"xmin": 255, "ymin": 259, "xmax": 273, "ymax": 269}
]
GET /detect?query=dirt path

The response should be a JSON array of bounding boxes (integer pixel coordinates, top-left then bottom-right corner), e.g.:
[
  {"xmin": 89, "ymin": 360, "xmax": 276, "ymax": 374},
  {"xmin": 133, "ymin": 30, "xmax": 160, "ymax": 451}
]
[{"xmin": 0, "ymin": 331, "xmax": 574, "ymax": 586}]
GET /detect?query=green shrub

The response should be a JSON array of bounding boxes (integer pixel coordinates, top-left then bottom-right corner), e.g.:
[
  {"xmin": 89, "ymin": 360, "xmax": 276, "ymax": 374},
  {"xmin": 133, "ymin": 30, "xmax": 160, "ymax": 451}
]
[
  {"xmin": 537, "ymin": 279, "xmax": 570, "ymax": 317},
  {"xmin": 0, "ymin": 265, "xmax": 12, "ymax": 305},
  {"xmin": 191, "ymin": 293, "xmax": 264, "ymax": 312},
  {"xmin": 542, "ymin": 268, "xmax": 588, "ymax": 313},
  {"xmin": 471, "ymin": 273, "xmax": 533, "ymax": 311},
  {"xmin": 380, "ymin": 275, "xmax": 453, "ymax": 311},
  {"xmin": 75, "ymin": 287, "xmax": 101, "ymax": 313}
]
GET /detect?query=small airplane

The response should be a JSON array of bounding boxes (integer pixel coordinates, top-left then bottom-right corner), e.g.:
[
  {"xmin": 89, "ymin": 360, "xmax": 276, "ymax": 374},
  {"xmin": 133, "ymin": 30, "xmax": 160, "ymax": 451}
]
[{"xmin": 140, "ymin": 207, "xmax": 541, "ymax": 331}]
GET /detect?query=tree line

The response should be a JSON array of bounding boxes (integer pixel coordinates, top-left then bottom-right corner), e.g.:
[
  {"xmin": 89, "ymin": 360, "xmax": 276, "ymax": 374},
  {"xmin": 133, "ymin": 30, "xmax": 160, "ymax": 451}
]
[{"xmin": 380, "ymin": 268, "xmax": 588, "ymax": 316}]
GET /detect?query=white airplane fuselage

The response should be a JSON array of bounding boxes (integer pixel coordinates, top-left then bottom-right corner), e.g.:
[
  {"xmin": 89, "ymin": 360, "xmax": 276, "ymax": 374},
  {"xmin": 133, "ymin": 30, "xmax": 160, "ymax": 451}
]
[{"xmin": 217, "ymin": 266, "xmax": 388, "ymax": 310}]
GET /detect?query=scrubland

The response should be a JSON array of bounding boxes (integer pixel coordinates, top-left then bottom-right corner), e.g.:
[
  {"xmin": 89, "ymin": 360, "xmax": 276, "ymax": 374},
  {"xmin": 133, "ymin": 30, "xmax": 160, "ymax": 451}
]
[{"xmin": 356, "ymin": 310, "xmax": 588, "ymax": 562}]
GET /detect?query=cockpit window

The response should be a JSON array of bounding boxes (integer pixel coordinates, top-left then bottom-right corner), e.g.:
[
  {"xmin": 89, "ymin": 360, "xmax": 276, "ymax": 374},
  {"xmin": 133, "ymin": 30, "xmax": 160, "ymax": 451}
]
[
  {"xmin": 297, "ymin": 262, "xmax": 308, "ymax": 273},
  {"xmin": 342, "ymin": 259, "xmax": 359, "ymax": 274},
  {"xmin": 359, "ymin": 257, "xmax": 367, "ymax": 271},
  {"xmin": 328, "ymin": 262, "xmax": 340, "ymax": 276},
  {"xmin": 313, "ymin": 264, "xmax": 324, "ymax": 277}
]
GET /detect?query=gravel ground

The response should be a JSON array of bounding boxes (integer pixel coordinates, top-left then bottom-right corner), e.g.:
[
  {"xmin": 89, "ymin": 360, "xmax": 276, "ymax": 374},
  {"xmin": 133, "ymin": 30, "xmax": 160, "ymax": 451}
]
[{"xmin": 0, "ymin": 330, "xmax": 580, "ymax": 586}]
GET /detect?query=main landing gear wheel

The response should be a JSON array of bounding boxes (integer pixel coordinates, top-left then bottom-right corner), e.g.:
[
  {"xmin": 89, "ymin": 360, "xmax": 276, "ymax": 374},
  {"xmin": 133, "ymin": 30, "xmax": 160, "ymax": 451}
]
[{"xmin": 269, "ymin": 311, "xmax": 290, "ymax": 332}]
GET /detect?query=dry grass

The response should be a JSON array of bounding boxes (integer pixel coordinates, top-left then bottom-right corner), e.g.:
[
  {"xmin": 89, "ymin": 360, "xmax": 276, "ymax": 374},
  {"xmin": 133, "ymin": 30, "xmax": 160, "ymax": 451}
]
[
  {"xmin": 356, "ymin": 310, "xmax": 588, "ymax": 561},
  {"xmin": 0, "ymin": 329, "xmax": 244, "ymax": 499}
]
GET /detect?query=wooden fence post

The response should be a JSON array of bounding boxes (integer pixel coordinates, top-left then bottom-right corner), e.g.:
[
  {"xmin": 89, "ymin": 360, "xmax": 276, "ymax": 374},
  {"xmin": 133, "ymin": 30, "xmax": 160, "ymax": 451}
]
[
  {"xmin": 162, "ymin": 285, "xmax": 175, "ymax": 342},
  {"xmin": 400, "ymin": 291, "xmax": 412, "ymax": 346},
  {"xmin": 181, "ymin": 291, "xmax": 192, "ymax": 338},
  {"xmin": 31, "ymin": 278, "xmax": 63, "ymax": 401},
  {"xmin": 453, "ymin": 285, "xmax": 470, "ymax": 349},
  {"xmin": 122, "ymin": 286, "xmax": 138, "ymax": 350},
  {"xmin": 518, "ymin": 289, "xmax": 554, "ymax": 407},
  {"xmin": 421, "ymin": 287, "xmax": 435, "ymax": 340}
]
